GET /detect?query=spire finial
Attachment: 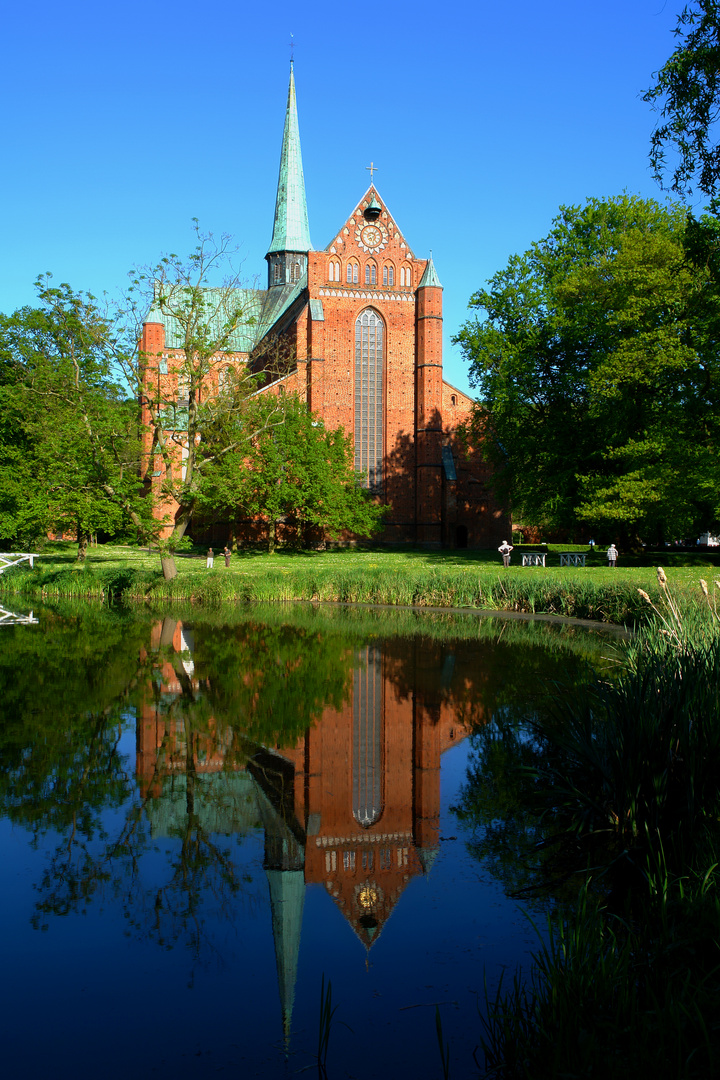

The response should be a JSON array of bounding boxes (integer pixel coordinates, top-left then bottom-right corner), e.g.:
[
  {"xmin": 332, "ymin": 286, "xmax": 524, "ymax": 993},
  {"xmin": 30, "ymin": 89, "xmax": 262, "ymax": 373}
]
[
  {"xmin": 289, "ymin": 33, "xmax": 294, "ymax": 64},
  {"xmin": 366, "ymin": 161, "xmax": 378, "ymax": 184}
]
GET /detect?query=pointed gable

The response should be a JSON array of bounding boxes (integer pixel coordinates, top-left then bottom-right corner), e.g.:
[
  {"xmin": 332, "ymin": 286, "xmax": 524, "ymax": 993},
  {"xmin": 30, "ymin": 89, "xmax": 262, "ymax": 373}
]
[{"xmin": 323, "ymin": 186, "xmax": 414, "ymax": 263}]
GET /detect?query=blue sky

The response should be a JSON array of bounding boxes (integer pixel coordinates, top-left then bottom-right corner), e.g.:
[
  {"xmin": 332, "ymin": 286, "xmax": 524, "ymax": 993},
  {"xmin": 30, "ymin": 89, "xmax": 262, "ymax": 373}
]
[{"xmin": 1, "ymin": 0, "xmax": 692, "ymax": 393}]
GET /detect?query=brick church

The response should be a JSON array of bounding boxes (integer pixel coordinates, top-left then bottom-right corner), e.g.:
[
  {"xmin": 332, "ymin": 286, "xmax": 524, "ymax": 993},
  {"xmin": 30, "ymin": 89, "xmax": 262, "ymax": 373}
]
[{"xmin": 140, "ymin": 64, "xmax": 507, "ymax": 547}]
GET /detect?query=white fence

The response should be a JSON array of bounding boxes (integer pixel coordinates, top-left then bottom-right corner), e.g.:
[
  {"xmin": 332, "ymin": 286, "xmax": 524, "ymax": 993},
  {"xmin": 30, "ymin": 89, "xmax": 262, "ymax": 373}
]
[{"xmin": 0, "ymin": 553, "xmax": 39, "ymax": 574}]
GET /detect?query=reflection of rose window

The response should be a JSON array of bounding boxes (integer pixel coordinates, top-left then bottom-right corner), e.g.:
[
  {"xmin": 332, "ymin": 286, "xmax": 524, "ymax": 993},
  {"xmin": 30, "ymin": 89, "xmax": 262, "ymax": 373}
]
[
  {"xmin": 355, "ymin": 881, "xmax": 383, "ymax": 938},
  {"xmin": 358, "ymin": 884, "xmax": 379, "ymax": 911},
  {"xmin": 352, "ymin": 648, "xmax": 383, "ymax": 827}
]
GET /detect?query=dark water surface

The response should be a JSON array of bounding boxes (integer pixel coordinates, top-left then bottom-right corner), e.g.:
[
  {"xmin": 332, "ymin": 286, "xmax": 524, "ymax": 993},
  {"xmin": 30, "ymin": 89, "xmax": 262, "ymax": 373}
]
[{"xmin": 0, "ymin": 602, "xmax": 620, "ymax": 1078}]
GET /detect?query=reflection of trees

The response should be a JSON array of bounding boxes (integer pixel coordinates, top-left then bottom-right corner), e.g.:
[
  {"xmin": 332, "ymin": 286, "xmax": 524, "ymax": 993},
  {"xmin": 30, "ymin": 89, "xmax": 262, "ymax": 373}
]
[
  {"xmin": 450, "ymin": 660, "xmax": 600, "ymax": 905},
  {"xmin": 0, "ymin": 608, "xmax": 359, "ymax": 958},
  {"xmin": 380, "ymin": 632, "xmax": 592, "ymax": 731},
  {"xmin": 0, "ymin": 608, "xmax": 148, "ymax": 838},
  {"xmin": 195, "ymin": 619, "xmax": 354, "ymax": 745}
]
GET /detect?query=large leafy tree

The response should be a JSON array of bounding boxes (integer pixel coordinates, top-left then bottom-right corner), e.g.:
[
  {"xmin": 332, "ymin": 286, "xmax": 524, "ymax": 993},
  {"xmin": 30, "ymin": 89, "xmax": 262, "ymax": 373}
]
[
  {"xmin": 0, "ymin": 281, "xmax": 152, "ymax": 555},
  {"xmin": 453, "ymin": 195, "xmax": 720, "ymax": 544},
  {"xmin": 645, "ymin": 0, "xmax": 720, "ymax": 198},
  {"xmin": 0, "ymin": 226, "xmax": 290, "ymax": 572},
  {"xmin": 197, "ymin": 394, "xmax": 387, "ymax": 551}
]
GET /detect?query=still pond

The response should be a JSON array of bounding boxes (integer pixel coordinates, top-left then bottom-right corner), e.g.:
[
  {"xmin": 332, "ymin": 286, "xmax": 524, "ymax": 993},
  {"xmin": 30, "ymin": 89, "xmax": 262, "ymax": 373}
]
[{"xmin": 0, "ymin": 602, "xmax": 621, "ymax": 1078}]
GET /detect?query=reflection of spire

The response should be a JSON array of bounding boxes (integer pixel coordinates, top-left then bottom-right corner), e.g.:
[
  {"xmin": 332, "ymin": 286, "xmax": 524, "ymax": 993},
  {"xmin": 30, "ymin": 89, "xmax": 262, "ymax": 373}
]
[
  {"xmin": 266, "ymin": 868, "xmax": 305, "ymax": 1046},
  {"xmin": 252, "ymin": 757, "xmax": 306, "ymax": 1049}
]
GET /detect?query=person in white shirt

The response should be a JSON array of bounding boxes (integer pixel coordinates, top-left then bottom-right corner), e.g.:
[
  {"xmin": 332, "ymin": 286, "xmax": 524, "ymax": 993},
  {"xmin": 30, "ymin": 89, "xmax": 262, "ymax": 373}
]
[
  {"xmin": 607, "ymin": 543, "xmax": 618, "ymax": 568},
  {"xmin": 498, "ymin": 540, "xmax": 513, "ymax": 567}
]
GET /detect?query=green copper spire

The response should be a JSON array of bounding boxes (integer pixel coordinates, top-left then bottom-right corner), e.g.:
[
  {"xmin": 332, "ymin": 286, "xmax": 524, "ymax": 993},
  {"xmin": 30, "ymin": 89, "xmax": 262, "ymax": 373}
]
[
  {"xmin": 267, "ymin": 62, "xmax": 312, "ymax": 258},
  {"xmin": 418, "ymin": 252, "xmax": 443, "ymax": 288}
]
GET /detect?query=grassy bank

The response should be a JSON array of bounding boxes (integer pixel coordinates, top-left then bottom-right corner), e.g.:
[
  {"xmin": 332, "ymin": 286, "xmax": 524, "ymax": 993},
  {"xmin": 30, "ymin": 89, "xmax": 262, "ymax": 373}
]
[{"xmin": 1, "ymin": 542, "xmax": 717, "ymax": 624}]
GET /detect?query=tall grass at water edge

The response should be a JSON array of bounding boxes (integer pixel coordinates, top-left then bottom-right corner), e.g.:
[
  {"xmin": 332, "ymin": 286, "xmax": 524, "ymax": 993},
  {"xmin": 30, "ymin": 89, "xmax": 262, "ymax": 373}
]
[
  {"xmin": 481, "ymin": 862, "xmax": 720, "ymax": 1080},
  {"xmin": 478, "ymin": 572, "xmax": 720, "ymax": 1078}
]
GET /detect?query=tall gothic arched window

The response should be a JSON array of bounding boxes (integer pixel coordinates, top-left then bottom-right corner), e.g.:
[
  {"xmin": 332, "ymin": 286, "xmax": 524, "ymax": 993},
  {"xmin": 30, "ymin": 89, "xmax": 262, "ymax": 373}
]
[{"xmin": 354, "ymin": 309, "xmax": 384, "ymax": 489}]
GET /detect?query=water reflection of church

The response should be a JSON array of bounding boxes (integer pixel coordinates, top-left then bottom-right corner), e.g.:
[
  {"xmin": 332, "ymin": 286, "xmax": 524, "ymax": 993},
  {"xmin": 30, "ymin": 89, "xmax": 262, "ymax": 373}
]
[{"xmin": 136, "ymin": 620, "xmax": 473, "ymax": 1037}]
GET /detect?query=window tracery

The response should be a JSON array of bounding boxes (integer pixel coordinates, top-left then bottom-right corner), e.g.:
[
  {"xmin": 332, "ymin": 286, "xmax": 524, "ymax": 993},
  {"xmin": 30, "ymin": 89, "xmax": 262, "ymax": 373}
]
[{"xmin": 354, "ymin": 309, "xmax": 383, "ymax": 491}]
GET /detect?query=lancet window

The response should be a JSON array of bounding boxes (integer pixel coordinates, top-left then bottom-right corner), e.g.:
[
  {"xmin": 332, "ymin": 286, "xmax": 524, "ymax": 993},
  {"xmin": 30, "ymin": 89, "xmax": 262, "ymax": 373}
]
[{"xmin": 354, "ymin": 308, "xmax": 384, "ymax": 490}]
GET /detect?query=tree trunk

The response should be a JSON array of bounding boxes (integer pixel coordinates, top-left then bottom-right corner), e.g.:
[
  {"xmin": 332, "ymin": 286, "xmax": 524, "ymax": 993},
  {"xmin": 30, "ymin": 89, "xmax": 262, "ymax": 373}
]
[
  {"xmin": 162, "ymin": 556, "xmax": 178, "ymax": 581},
  {"xmin": 161, "ymin": 509, "xmax": 191, "ymax": 580},
  {"xmin": 268, "ymin": 519, "xmax": 276, "ymax": 554},
  {"xmin": 77, "ymin": 530, "xmax": 89, "ymax": 562}
]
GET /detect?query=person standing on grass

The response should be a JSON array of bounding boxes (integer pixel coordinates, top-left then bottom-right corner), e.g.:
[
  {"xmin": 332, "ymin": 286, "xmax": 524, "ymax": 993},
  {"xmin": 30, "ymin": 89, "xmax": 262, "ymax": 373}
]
[
  {"xmin": 607, "ymin": 543, "xmax": 618, "ymax": 568},
  {"xmin": 206, "ymin": 547, "xmax": 214, "ymax": 569},
  {"xmin": 223, "ymin": 546, "xmax": 231, "ymax": 568},
  {"xmin": 498, "ymin": 540, "xmax": 513, "ymax": 567}
]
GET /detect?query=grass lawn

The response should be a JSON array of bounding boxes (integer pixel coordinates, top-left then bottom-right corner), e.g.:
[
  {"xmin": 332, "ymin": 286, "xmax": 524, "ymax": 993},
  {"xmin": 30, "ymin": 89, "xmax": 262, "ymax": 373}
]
[{"xmin": 2, "ymin": 541, "xmax": 718, "ymax": 625}]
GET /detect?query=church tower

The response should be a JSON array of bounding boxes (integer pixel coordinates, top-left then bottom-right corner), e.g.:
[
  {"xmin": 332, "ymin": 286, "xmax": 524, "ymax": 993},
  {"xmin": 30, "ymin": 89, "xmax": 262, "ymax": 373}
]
[
  {"xmin": 265, "ymin": 62, "xmax": 312, "ymax": 290},
  {"xmin": 415, "ymin": 255, "xmax": 444, "ymax": 547}
]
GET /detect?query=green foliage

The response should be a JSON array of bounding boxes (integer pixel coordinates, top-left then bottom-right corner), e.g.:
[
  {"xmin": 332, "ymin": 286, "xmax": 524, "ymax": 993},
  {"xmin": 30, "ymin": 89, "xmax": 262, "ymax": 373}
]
[
  {"xmin": 197, "ymin": 394, "xmax": 386, "ymax": 550},
  {"xmin": 0, "ymin": 279, "xmax": 153, "ymax": 551},
  {"xmin": 644, "ymin": 1, "xmax": 720, "ymax": 197},
  {"xmin": 454, "ymin": 195, "xmax": 720, "ymax": 543},
  {"xmin": 533, "ymin": 634, "xmax": 720, "ymax": 878}
]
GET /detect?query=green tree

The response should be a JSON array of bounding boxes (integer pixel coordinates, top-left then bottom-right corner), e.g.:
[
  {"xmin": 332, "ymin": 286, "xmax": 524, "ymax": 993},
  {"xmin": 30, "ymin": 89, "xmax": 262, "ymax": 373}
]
[
  {"xmin": 645, "ymin": 1, "xmax": 720, "ymax": 198},
  {"xmin": 0, "ymin": 281, "xmax": 152, "ymax": 556},
  {"xmin": 198, "ymin": 394, "xmax": 386, "ymax": 551},
  {"xmin": 453, "ymin": 195, "xmax": 720, "ymax": 544}
]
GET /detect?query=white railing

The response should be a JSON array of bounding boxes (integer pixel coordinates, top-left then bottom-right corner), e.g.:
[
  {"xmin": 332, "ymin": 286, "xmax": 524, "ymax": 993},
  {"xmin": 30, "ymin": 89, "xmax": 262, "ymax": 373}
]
[
  {"xmin": 522, "ymin": 553, "xmax": 546, "ymax": 567},
  {"xmin": 0, "ymin": 605, "xmax": 38, "ymax": 626},
  {"xmin": 0, "ymin": 553, "xmax": 39, "ymax": 574}
]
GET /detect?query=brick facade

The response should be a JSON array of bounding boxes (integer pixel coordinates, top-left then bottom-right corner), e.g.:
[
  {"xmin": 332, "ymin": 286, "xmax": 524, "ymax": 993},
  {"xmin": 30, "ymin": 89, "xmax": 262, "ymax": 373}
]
[{"xmin": 139, "ymin": 68, "xmax": 509, "ymax": 548}]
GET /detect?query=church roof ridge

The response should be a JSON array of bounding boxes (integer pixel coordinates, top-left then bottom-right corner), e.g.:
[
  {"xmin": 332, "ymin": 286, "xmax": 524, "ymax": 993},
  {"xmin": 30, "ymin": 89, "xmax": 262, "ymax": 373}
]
[{"xmin": 267, "ymin": 62, "xmax": 313, "ymax": 257}]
